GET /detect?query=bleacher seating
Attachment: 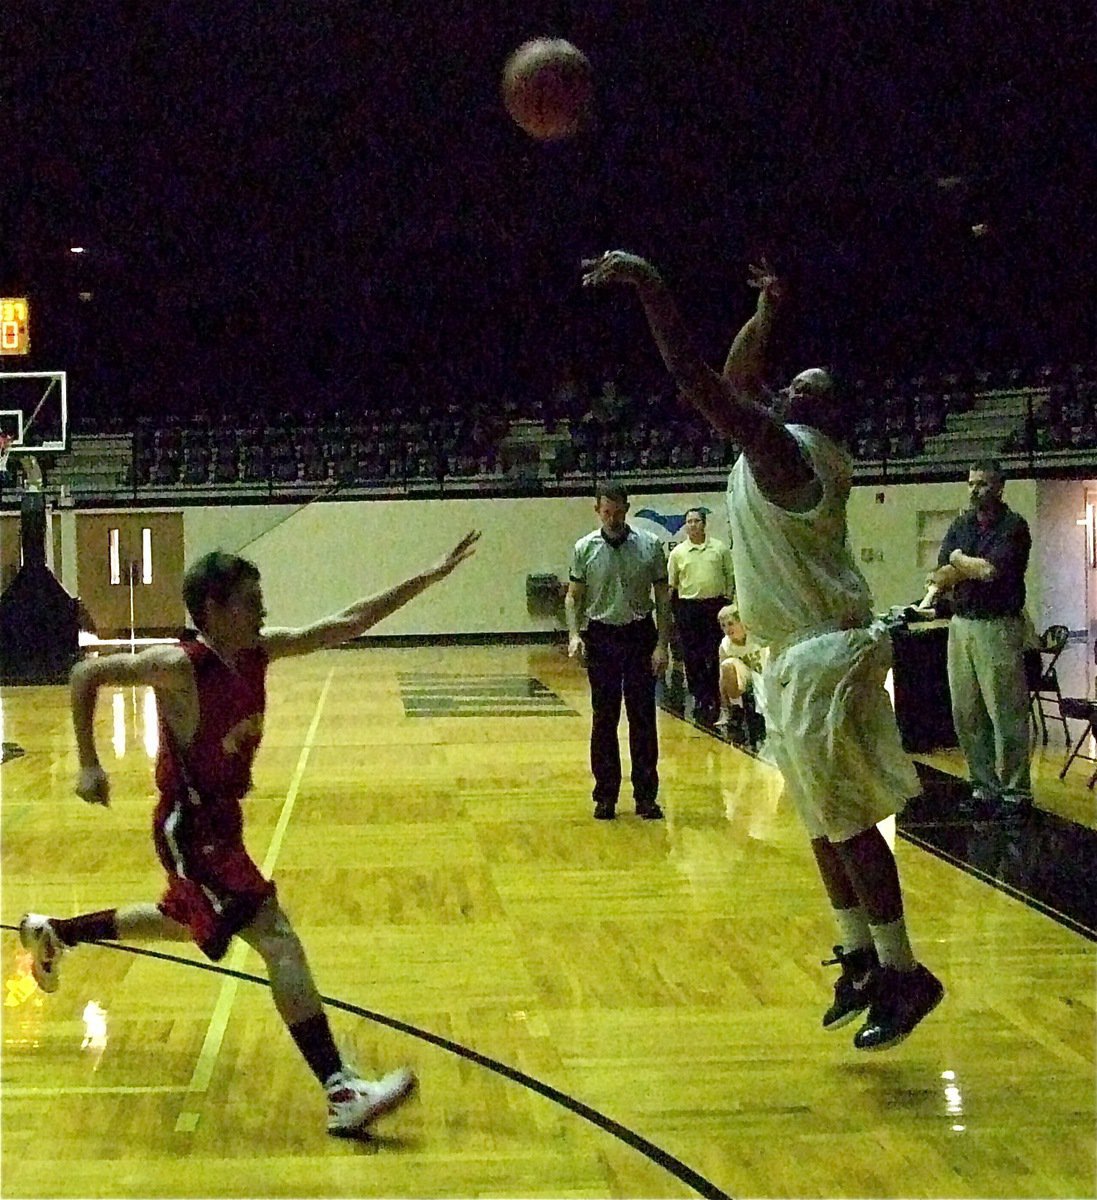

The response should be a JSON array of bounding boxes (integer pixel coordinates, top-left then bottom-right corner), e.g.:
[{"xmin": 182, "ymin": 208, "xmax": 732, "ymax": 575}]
[{"xmin": 7, "ymin": 358, "xmax": 1095, "ymax": 503}]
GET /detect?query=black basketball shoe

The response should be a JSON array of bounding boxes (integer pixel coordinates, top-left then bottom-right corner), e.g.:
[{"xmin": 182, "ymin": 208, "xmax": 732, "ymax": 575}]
[
  {"xmin": 853, "ymin": 963, "xmax": 944, "ymax": 1051},
  {"xmin": 821, "ymin": 944, "xmax": 879, "ymax": 1030}
]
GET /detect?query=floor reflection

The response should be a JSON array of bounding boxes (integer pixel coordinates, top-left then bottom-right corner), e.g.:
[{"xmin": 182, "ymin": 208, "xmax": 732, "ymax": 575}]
[
  {"xmin": 905, "ymin": 763, "xmax": 1097, "ymax": 939},
  {"xmin": 660, "ymin": 683, "xmax": 1097, "ymax": 941}
]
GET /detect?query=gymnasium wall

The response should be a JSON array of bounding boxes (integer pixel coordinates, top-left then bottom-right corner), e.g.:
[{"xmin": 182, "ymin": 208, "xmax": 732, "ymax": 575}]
[
  {"xmin": 173, "ymin": 479, "xmax": 1046, "ymax": 636},
  {"xmin": 848, "ymin": 479, "xmax": 1040, "ymax": 614},
  {"xmin": 1035, "ymin": 480, "xmax": 1091, "ymax": 640}
]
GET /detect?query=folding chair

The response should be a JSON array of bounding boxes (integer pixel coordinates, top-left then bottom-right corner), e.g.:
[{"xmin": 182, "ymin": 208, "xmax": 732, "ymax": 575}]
[
  {"xmin": 1028, "ymin": 624, "xmax": 1070, "ymax": 744},
  {"xmin": 1058, "ymin": 697, "xmax": 1097, "ymax": 789}
]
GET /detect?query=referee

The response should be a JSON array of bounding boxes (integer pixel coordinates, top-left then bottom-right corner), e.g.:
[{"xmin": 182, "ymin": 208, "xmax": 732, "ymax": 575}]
[
  {"xmin": 667, "ymin": 508, "xmax": 735, "ymax": 725},
  {"xmin": 566, "ymin": 482, "xmax": 672, "ymax": 820}
]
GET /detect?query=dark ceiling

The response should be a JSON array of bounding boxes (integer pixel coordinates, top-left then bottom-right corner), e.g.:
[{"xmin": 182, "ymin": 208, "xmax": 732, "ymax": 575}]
[{"xmin": 4, "ymin": 0, "xmax": 1094, "ymax": 417}]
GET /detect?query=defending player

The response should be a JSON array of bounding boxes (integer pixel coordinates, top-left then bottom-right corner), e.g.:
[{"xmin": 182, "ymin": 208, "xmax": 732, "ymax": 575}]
[{"xmin": 19, "ymin": 530, "xmax": 479, "ymax": 1134}]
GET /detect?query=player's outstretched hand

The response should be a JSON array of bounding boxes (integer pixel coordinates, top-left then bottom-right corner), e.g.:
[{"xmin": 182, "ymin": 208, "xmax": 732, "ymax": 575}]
[
  {"xmin": 581, "ymin": 250, "xmax": 662, "ymax": 289},
  {"xmin": 75, "ymin": 763, "xmax": 111, "ymax": 807},
  {"xmin": 747, "ymin": 258, "xmax": 785, "ymax": 316},
  {"xmin": 429, "ymin": 530, "xmax": 481, "ymax": 581}
]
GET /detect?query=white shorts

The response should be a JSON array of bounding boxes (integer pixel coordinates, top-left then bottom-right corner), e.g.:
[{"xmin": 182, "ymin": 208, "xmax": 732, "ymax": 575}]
[
  {"xmin": 720, "ymin": 655, "xmax": 753, "ymax": 693},
  {"xmin": 758, "ymin": 623, "xmax": 919, "ymax": 842}
]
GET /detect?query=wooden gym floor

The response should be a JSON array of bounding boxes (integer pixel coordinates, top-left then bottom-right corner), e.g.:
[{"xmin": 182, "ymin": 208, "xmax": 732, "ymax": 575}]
[{"xmin": 1, "ymin": 644, "xmax": 1094, "ymax": 1199}]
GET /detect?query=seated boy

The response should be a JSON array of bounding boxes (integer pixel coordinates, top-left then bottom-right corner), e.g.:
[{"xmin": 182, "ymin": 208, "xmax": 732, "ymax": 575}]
[{"xmin": 718, "ymin": 603, "xmax": 766, "ymax": 742}]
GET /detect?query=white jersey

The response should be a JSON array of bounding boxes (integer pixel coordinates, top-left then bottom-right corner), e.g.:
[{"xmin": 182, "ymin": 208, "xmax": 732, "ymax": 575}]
[
  {"xmin": 718, "ymin": 635, "xmax": 764, "ymax": 675},
  {"xmin": 726, "ymin": 425, "xmax": 872, "ymax": 650}
]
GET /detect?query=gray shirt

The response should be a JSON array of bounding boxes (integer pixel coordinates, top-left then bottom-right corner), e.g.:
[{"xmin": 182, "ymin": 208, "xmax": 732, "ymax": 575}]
[{"xmin": 570, "ymin": 526, "xmax": 667, "ymax": 626}]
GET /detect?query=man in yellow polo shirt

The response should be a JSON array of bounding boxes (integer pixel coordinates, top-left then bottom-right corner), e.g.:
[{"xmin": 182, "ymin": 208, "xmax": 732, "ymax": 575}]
[{"xmin": 667, "ymin": 508, "xmax": 735, "ymax": 725}]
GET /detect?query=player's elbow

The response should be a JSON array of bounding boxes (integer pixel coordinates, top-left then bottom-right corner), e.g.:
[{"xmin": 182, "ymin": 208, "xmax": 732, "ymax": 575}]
[{"xmin": 721, "ymin": 362, "xmax": 764, "ymax": 398}]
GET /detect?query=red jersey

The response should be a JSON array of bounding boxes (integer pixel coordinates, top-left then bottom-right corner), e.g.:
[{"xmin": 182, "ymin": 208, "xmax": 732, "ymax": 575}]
[
  {"xmin": 155, "ymin": 639, "xmax": 267, "ymax": 807},
  {"xmin": 152, "ymin": 639, "xmax": 273, "ymax": 959}
]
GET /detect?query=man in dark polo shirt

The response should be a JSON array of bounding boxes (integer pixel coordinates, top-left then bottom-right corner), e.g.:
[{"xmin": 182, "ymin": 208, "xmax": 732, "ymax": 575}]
[
  {"xmin": 566, "ymin": 482, "xmax": 672, "ymax": 820},
  {"xmin": 927, "ymin": 460, "xmax": 1032, "ymax": 808}
]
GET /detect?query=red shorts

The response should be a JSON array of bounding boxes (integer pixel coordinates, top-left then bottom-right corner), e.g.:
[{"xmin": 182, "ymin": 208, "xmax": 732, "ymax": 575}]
[{"xmin": 153, "ymin": 793, "xmax": 275, "ymax": 961}]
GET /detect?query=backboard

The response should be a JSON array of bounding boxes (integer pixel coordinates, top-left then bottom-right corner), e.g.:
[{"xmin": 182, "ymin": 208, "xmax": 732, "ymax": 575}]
[{"xmin": 0, "ymin": 371, "xmax": 68, "ymax": 457}]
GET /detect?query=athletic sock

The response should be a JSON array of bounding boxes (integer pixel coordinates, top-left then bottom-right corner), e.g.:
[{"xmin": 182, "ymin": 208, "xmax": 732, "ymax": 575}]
[
  {"xmin": 833, "ymin": 905, "xmax": 873, "ymax": 953},
  {"xmin": 289, "ymin": 1012, "xmax": 344, "ymax": 1085},
  {"xmin": 869, "ymin": 916, "xmax": 917, "ymax": 971},
  {"xmin": 51, "ymin": 909, "xmax": 118, "ymax": 947}
]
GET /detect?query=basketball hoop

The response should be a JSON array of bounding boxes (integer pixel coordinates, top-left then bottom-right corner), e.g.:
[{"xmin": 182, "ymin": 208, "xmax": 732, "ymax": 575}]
[{"xmin": 0, "ymin": 433, "xmax": 14, "ymax": 473}]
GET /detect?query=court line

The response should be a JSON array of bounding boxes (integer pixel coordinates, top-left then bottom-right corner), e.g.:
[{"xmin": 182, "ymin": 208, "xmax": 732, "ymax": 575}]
[
  {"xmin": 0, "ymin": 929, "xmax": 731, "ymax": 1200},
  {"xmin": 8, "ymin": 683, "xmax": 722, "ymax": 1191},
  {"xmin": 172, "ymin": 665, "xmax": 334, "ymax": 1131}
]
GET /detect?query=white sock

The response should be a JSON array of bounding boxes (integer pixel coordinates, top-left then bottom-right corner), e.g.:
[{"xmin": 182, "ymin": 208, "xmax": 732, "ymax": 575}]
[
  {"xmin": 833, "ymin": 906, "xmax": 873, "ymax": 953},
  {"xmin": 869, "ymin": 917, "xmax": 917, "ymax": 971}
]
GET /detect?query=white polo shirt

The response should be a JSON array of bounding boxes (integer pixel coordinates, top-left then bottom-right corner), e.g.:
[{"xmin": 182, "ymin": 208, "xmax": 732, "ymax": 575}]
[{"xmin": 570, "ymin": 526, "xmax": 667, "ymax": 626}]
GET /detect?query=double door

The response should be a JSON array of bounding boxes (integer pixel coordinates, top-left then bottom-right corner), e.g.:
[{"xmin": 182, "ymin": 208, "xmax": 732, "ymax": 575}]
[{"xmin": 75, "ymin": 512, "xmax": 185, "ymax": 637}]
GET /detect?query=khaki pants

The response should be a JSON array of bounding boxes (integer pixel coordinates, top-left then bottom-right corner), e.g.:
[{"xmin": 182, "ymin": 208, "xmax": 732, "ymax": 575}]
[{"xmin": 946, "ymin": 615, "xmax": 1032, "ymax": 800}]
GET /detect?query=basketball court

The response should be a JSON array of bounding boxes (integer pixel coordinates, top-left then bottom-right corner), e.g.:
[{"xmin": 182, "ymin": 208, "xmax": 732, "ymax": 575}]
[{"xmin": 2, "ymin": 643, "xmax": 1093, "ymax": 1198}]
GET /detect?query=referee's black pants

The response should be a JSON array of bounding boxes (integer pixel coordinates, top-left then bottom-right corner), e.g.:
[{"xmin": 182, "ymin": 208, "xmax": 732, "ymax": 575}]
[
  {"xmin": 584, "ymin": 617, "xmax": 659, "ymax": 809},
  {"xmin": 673, "ymin": 595, "xmax": 726, "ymax": 718}
]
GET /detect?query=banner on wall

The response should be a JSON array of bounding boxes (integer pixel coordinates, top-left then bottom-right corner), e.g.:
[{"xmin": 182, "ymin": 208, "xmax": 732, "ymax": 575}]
[{"xmin": 627, "ymin": 492, "xmax": 729, "ymax": 551}]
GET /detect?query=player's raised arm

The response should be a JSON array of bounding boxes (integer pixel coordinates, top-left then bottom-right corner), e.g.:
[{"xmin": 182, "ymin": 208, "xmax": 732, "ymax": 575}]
[
  {"xmin": 262, "ymin": 530, "xmax": 480, "ymax": 659},
  {"xmin": 581, "ymin": 251, "xmax": 810, "ymax": 498},
  {"xmin": 722, "ymin": 260, "xmax": 783, "ymax": 395},
  {"xmin": 70, "ymin": 645, "xmax": 192, "ymax": 806}
]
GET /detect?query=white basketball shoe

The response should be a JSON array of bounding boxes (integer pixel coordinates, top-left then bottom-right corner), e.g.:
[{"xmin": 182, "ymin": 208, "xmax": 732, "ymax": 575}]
[
  {"xmin": 325, "ymin": 1066, "xmax": 417, "ymax": 1135},
  {"xmin": 19, "ymin": 913, "xmax": 65, "ymax": 994}
]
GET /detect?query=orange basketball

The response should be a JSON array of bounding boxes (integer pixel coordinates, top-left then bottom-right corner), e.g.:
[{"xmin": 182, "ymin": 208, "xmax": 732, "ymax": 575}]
[{"xmin": 502, "ymin": 38, "xmax": 593, "ymax": 140}]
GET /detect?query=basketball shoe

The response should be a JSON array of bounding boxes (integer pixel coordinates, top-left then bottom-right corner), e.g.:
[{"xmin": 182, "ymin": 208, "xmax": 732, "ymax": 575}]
[
  {"xmin": 821, "ymin": 944, "xmax": 878, "ymax": 1030},
  {"xmin": 19, "ymin": 913, "xmax": 65, "ymax": 994},
  {"xmin": 853, "ymin": 963, "xmax": 944, "ymax": 1050},
  {"xmin": 325, "ymin": 1067, "xmax": 417, "ymax": 1135}
]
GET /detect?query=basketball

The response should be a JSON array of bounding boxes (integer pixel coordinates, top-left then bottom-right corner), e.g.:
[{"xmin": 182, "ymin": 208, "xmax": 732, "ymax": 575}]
[{"xmin": 502, "ymin": 38, "xmax": 593, "ymax": 140}]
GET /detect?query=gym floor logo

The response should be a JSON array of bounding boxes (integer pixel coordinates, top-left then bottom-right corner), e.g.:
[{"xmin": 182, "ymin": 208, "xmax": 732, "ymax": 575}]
[{"xmin": 2, "ymin": 742, "xmax": 26, "ymax": 765}]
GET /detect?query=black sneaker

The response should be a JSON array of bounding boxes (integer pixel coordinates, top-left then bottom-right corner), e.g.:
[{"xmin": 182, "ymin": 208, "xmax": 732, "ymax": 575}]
[
  {"xmin": 635, "ymin": 801, "xmax": 664, "ymax": 820},
  {"xmin": 593, "ymin": 800, "xmax": 616, "ymax": 820},
  {"xmin": 853, "ymin": 963, "xmax": 944, "ymax": 1051},
  {"xmin": 821, "ymin": 944, "xmax": 878, "ymax": 1030},
  {"xmin": 745, "ymin": 706, "xmax": 766, "ymax": 746},
  {"xmin": 725, "ymin": 708, "xmax": 748, "ymax": 744}
]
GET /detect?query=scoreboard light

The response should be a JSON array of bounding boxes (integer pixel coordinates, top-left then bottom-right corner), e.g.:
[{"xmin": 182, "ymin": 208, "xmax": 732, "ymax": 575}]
[{"xmin": 0, "ymin": 298, "xmax": 30, "ymax": 355}]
